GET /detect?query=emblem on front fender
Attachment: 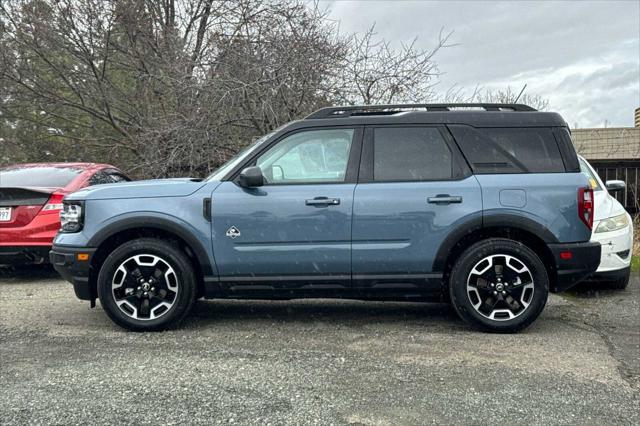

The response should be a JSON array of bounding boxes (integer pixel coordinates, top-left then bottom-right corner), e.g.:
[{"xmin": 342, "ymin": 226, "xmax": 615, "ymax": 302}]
[{"xmin": 226, "ymin": 226, "xmax": 241, "ymax": 239}]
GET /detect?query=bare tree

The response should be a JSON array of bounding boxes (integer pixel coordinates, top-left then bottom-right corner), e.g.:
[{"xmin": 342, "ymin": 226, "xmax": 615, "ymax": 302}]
[
  {"xmin": 444, "ymin": 84, "xmax": 549, "ymax": 110},
  {"xmin": 0, "ymin": 0, "xmax": 455, "ymax": 177},
  {"xmin": 334, "ymin": 25, "xmax": 454, "ymax": 105}
]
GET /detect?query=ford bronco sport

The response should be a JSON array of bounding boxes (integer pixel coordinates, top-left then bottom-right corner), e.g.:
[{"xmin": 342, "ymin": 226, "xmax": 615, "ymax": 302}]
[{"xmin": 50, "ymin": 104, "xmax": 601, "ymax": 332}]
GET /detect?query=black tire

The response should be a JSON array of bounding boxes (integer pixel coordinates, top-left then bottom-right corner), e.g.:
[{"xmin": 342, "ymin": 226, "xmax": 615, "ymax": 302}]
[
  {"xmin": 97, "ymin": 238, "xmax": 197, "ymax": 331},
  {"xmin": 607, "ymin": 268, "xmax": 630, "ymax": 290},
  {"xmin": 449, "ymin": 238, "xmax": 549, "ymax": 333}
]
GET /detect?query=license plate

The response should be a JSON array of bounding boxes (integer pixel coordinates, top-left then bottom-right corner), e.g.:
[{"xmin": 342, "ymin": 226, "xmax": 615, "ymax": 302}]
[{"xmin": 0, "ymin": 207, "xmax": 11, "ymax": 222}]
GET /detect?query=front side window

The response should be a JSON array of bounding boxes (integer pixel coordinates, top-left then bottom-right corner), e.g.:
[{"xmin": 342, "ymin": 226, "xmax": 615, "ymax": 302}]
[
  {"xmin": 256, "ymin": 129, "xmax": 354, "ymax": 184},
  {"xmin": 373, "ymin": 127, "xmax": 453, "ymax": 181}
]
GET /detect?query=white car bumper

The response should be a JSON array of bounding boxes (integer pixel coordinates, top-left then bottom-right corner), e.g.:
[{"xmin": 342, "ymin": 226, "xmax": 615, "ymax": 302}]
[{"xmin": 592, "ymin": 217, "xmax": 633, "ymax": 273}]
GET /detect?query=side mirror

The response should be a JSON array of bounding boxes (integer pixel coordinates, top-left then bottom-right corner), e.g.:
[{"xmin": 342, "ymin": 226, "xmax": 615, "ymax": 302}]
[
  {"xmin": 238, "ymin": 166, "xmax": 264, "ymax": 188},
  {"xmin": 605, "ymin": 180, "xmax": 626, "ymax": 194}
]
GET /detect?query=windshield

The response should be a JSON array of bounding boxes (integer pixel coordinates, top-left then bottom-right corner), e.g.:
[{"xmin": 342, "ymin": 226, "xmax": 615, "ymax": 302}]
[
  {"xmin": 0, "ymin": 166, "xmax": 83, "ymax": 188},
  {"xmin": 206, "ymin": 132, "xmax": 275, "ymax": 181},
  {"xmin": 578, "ymin": 158, "xmax": 603, "ymax": 191}
]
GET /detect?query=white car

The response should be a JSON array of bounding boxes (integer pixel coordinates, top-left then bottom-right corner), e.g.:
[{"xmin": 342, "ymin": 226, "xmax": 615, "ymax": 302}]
[{"xmin": 579, "ymin": 156, "xmax": 634, "ymax": 289}]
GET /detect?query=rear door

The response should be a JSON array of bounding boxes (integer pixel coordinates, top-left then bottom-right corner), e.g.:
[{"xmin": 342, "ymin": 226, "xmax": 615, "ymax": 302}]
[
  {"xmin": 211, "ymin": 127, "xmax": 362, "ymax": 294},
  {"xmin": 352, "ymin": 125, "xmax": 482, "ymax": 294}
]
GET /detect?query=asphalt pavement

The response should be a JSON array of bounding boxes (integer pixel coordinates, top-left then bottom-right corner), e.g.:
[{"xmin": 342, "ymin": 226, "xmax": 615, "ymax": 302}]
[{"xmin": 1, "ymin": 267, "xmax": 639, "ymax": 425}]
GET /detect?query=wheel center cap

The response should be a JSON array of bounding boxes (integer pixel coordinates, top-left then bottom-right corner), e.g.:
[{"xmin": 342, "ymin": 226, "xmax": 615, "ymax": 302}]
[
  {"xmin": 142, "ymin": 283, "xmax": 150, "ymax": 291},
  {"xmin": 495, "ymin": 283, "xmax": 504, "ymax": 291}
]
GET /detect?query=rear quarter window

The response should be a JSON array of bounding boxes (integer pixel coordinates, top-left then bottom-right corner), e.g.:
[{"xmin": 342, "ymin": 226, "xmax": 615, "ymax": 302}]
[{"xmin": 449, "ymin": 126, "xmax": 566, "ymax": 174}]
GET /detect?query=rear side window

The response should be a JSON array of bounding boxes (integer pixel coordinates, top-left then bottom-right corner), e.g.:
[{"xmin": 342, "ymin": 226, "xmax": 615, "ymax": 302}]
[
  {"xmin": 90, "ymin": 171, "xmax": 129, "ymax": 185},
  {"xmin": 89, "ymin": 171, "xmax": 112, "ymax": 186},
  {"xmin": 108, "ymin": 173, "xmax": 129, "ymax": 183},
  {"xmin": 449, "ymin": 126, "xmax": 565, "ymax": 174},
  {"xmin": 373, "ymin": 127, "xmax": 453, "ymax": 181}
]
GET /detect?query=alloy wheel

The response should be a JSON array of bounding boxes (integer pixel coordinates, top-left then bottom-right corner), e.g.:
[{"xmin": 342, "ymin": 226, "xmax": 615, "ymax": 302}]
[
  {"xmin": 111, "ymin": 254, "xmax": 179, "ymax": 321},
  {"xmin": 466, "ymin": 254, "xmax": 535, "ymax": 321}
]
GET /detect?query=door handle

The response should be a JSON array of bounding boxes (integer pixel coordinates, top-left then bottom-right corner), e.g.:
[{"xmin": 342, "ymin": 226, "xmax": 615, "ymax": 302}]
[
  {"xmin": 305, "ymin": 197, "xmax": 340, "ymax": 206},
  {"xmin": 427, "ymin": 195, "xmax": 463, "ymax": 205}
]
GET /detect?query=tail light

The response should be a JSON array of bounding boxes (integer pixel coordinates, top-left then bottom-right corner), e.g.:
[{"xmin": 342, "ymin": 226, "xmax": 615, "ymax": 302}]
[
  {"xmin": 40, "ymin": 193, "xmax": 65, "ymax": 215},
  {"xmin": 578, "ymin": 187, "xmax": 594, "ymax": 230}
]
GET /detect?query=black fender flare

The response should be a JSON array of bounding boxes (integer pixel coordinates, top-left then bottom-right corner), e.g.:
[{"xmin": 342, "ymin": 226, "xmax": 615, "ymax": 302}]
[
  {"xmin": 432, "ymin": 213, "xmax": 559, "ymax": 272},
  {"xmin": 87, "ymin": 214, "xmax": 215, "ymax": 276}
]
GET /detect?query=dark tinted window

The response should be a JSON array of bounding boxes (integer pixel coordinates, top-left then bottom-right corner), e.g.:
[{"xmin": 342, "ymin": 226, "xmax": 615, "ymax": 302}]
[
  {"xmin": 373, "ymin": 127, "xmax": 452, "ymax": 181},
  {"xmin": 89, "ymin": 171, "xmax": 111, "ymax": 186},
  {"xmin": 108, "ymin": 173, "xmax": 129, "ymax": 183},
  {"xmin": 89, "ymin": 171, "xmax": 128, "ymax": 185},
  {"xmin": 0, "ymin": 166, "xmax": 82, "ymax": 188},
  {"xmin": 450, "ymin": 126, "xmax": 565, "ymax": 174}
]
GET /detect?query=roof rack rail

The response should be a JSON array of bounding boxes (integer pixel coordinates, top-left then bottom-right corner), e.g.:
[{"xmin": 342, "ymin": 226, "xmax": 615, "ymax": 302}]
[{"xmin": 306, "ymin": 103, "xmax": 537, "ymax": 119}]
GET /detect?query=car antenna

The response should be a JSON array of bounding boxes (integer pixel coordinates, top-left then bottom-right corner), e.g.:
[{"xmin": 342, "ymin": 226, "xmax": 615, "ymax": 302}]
[{"xmin": 514, "ymin": 84, "xmax": 527, "ymax": 103}]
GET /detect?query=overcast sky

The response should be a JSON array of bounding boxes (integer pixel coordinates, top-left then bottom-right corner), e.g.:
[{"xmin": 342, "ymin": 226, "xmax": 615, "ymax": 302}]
[{"xmin": 320, "ymin": 0, "xmax": 640, "ymax": 128}]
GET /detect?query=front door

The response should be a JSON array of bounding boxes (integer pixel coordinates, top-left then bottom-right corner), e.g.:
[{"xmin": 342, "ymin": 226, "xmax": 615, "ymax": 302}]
[{"xmin": 211, "ymin": 127, "xmax": 362, "ymax": 295}]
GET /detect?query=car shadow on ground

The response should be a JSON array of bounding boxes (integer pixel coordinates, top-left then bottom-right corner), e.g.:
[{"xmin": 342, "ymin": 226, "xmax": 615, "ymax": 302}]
[
  {"xmin": 188, "ymin": 298, "xmax": 460, "ymax": 327},
  {"xmin": 0, "ymin": 265, "xmax": 60, "ymax": 283},
  {"xmin": 565, "ymin": 274, "xmax": 639, "ymax": 299}
]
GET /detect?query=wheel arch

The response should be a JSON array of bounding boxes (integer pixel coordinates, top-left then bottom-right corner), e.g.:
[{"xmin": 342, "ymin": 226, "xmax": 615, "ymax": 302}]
[
  {"xmin": 434, "ymin": 214, "xmax": 559, "ymax": 290},
  {"xmin": 88, "ymin": 216, "xmax": 215, "ymax": 297}
]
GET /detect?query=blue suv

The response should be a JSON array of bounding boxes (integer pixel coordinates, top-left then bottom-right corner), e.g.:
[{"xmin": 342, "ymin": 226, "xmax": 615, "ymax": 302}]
[{"xmin": 50, "ymin": 104, "xmax": 601, "ymax": 332}]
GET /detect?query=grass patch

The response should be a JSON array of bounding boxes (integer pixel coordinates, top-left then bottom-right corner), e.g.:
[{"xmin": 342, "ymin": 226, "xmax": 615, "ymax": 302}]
[{"xmin": 632, "ymin": 256, "xmax": 640, "ymax": 272}]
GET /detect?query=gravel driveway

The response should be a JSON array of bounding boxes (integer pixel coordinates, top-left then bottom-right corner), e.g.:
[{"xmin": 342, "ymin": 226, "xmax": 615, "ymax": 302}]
[{"xmin": 1, "ymin": 268, "xmax": 639, "ymax": 425}]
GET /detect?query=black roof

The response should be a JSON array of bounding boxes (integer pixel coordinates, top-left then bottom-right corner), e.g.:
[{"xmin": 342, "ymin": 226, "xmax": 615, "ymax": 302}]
[{"xmin": 298, "ymin": 104, "xmax": 567, "ymax": 128}]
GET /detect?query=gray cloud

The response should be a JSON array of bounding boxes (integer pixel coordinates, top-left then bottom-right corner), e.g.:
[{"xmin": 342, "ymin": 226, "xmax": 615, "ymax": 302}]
[{"xmin": 320, "ymin": 0, "xmax": 640, "ymax": 128}]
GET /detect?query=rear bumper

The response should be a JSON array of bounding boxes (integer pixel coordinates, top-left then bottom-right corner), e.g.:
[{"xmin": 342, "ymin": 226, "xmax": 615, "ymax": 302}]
[
  {"xmin": 0, "ymin": 245, "xmax": 51, "ymax": 265},
  {"xmin": 0, "ymin": 213, "xmax": 60, "ymax": 245},
  {"xmin": 549, "ymin": 241, "xmax": 601, "ymax": 292},
  {"xmin": 49, "ymin": 245, "xmax": 96, "ymax": 301}
]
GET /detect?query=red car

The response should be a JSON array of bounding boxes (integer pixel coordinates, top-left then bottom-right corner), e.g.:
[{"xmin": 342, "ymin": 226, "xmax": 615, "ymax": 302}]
[{"xmin": 0, "ymin": 163, "xmax": 130, "ymax": 265}]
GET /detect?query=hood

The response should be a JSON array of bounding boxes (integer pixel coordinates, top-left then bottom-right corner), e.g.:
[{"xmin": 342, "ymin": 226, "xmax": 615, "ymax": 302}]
[
  {"xmin": 66, "ymin": 178, "xmax": 210, "ymax": 201},
  {"xmin": 593, "ymin": 189, "xmax": 626, "ymax": 221}
]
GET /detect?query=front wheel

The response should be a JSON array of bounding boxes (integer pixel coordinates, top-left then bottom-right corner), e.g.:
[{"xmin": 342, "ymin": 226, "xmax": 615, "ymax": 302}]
[
  {"xmin": 449, "ymin": 238, "xmax": 549, "ymax": 333},
  {"xmin": 97, "ymin": 238, "xmax": 197, "ymax": 331}
]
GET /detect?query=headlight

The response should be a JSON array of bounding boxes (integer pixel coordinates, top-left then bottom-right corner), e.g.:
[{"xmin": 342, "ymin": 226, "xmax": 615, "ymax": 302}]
[
  {"xmin": 595, "ymin": 213, "xmax": 629, "ymax": 233},
  {"xmin": 59, "ymin": 201, "xmax": 84, "ymax": 233}
]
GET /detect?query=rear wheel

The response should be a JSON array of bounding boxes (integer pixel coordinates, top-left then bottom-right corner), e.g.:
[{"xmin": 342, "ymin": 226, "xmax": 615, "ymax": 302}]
[
  {"xmin": 97, "ymin": 238, "xmax": 196, "ymax": 331},
  {"xmin": 449, "ymin": 238, "xmax": 549, "ymax": 333}
]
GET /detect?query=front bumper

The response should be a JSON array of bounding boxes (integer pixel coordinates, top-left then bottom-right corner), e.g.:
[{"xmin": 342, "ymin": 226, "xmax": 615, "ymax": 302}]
[
  {"xmin": 548, "ymin": 241, "xmax": 601, "ymax": 292},
  {"xmin": 589, "ymin": 266, "xmax": 630, "ymax": 283},
  {"xmin": 591, "ymin": 223, "xmax": 633, "ymax": 273},
  {"xmin": 49, "ymin": 245, "xmax": 96, "ymax": 301},
  {"xmin": 0, "ymin": 245, "xmax": 51, "ymax": 265}
]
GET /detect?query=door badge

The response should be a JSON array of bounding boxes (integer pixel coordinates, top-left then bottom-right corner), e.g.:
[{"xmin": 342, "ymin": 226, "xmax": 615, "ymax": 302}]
[{"xmin": 226, "ymin": 226, "xmax": 241, "ymax": 239}]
